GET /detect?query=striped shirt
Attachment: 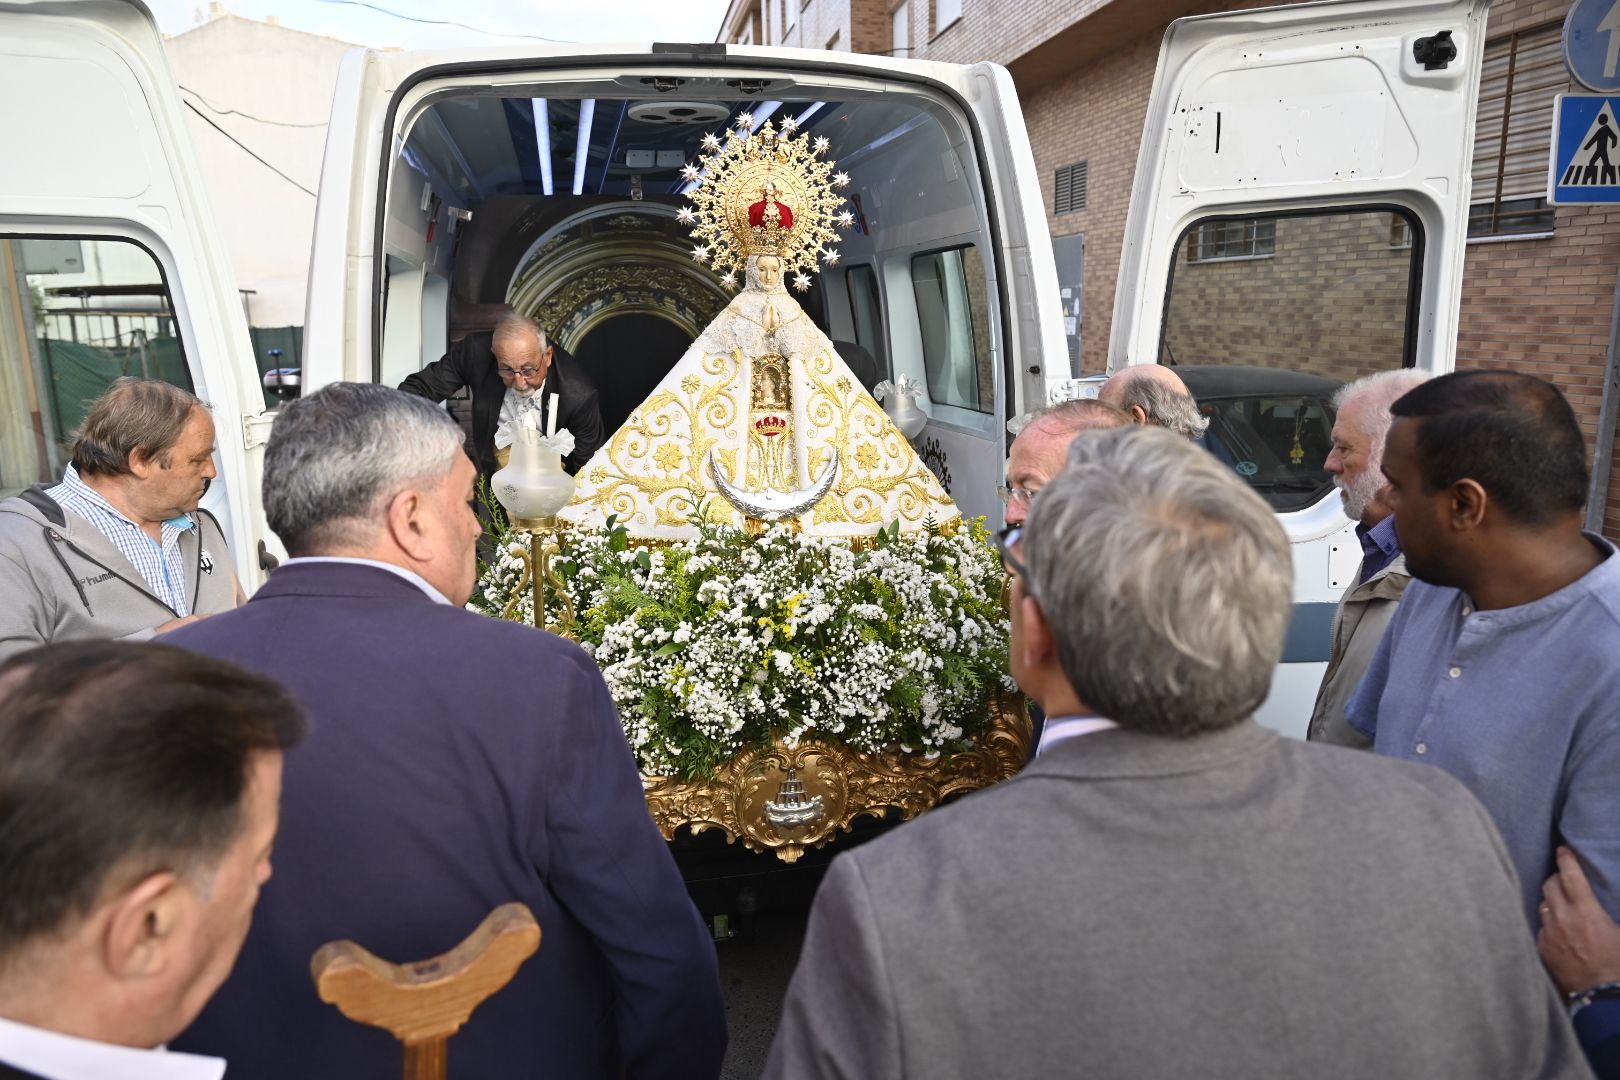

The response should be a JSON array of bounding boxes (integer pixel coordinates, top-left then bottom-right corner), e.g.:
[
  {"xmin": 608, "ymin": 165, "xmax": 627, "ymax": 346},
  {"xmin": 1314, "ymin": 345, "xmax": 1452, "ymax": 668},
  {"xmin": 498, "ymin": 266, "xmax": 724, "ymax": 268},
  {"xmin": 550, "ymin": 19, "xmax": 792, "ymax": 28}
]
[{"xmin": 47, "ymin": 465, "xmax": 196, "ymax": 616}]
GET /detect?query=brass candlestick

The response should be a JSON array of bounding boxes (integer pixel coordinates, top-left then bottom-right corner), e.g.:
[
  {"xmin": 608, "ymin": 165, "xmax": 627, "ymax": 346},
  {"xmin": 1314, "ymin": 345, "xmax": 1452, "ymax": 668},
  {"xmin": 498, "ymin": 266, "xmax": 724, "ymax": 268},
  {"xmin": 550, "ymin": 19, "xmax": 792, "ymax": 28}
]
[{"xmin": 500, "ymin": 515, "xmax": 574, "ymax": 634}]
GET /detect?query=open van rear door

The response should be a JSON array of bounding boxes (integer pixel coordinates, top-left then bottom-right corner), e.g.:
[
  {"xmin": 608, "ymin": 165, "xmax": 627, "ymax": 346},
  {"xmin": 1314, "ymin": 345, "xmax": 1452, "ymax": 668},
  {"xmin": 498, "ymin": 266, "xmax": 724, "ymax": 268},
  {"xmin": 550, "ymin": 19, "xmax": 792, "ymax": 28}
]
[
  {"xmin": 303, "ymin": 45, "xmax": 1063, "ymax": 526},
  {"xmin": 0, "ymin": 0, "xmax": 268, "ymax": 582},
  {"xmin": 1110, "ymin": 0, "xmax": 1491, "ymax": 737}
]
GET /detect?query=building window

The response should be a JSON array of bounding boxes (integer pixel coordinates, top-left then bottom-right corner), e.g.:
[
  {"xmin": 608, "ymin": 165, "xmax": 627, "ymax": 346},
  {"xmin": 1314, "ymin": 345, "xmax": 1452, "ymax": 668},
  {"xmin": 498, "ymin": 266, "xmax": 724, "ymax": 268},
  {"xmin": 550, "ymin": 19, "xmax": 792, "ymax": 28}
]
[
  {"xmin": 1471, "ymin": 23, "xmax": 1565, "ymax": 238},
  {"xmin": 1054, "ymin": 161, "xmax": 1087, "ymax": 215},
  {"xmin": 935, "ymin": 0, "xmax": 962, "ymax": 34},
  {"xmin": 891, "ymin": 1, "xmax": 911, "ymax": 58},
  {"xmin": 1185, "ymin": 219, "xmax": 1276, "ymax": 262}
]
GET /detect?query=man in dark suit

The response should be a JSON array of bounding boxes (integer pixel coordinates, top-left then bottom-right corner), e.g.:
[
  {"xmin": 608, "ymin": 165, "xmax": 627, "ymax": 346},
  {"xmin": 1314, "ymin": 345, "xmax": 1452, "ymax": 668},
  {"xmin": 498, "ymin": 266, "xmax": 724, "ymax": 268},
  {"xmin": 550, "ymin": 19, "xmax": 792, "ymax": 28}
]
[
  {"xmin": 167, "ymin": 383, "xmax": 726, "ymax": 1080},
  {"xmin": 0, "ymin": 641, "xmax": 305, "ymax": 1080},
  {"xmin": 764, "ymin": 426, "xmax": 1586, "ymax": 1080},
  {"xmin": 400, "ymin": 311, "xmax": 605, "ymax": 477}
]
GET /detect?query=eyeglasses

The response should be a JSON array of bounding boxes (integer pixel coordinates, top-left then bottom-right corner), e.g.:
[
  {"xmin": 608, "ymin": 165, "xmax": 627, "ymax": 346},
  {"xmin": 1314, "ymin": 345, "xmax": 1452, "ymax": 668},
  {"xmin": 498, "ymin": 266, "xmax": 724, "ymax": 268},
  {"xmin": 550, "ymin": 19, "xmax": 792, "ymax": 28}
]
[
  {"xmin": 996, "ymin": 485, "xmax": 1039, "ymax": 507},
  {"xmin": 993, "ymin": 525, "xmax": 1028, "ymax": 580},
  {"xmin": 496, "ymin": 364, "xmax": 545, "ymax": 382}
]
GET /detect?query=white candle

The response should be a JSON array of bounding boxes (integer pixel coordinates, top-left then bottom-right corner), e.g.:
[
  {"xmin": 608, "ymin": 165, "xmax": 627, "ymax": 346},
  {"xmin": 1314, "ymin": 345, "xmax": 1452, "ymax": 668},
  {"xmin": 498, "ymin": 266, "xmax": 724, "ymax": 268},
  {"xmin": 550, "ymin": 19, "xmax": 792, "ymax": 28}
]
[{"xmin": 546, "ymin": 393, "xmax": 559, "ymax": 439}]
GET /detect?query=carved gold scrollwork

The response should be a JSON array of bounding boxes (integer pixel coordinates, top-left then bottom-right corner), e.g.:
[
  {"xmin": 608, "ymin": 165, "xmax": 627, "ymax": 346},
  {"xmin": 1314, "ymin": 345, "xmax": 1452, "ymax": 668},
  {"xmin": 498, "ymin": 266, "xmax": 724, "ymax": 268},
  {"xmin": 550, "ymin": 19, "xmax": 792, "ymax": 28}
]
[{"xmin": 641, "ymin": 690, "xmax": 1033, "ymax": 863}]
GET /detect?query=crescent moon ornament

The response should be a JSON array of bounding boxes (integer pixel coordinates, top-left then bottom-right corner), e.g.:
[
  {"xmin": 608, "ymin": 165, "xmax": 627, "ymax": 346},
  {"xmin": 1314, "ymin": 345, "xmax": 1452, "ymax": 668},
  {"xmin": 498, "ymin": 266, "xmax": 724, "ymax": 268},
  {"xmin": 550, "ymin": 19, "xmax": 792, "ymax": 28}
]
[{"xmin": 709, "ymin": 448, "xmax": 840, "ymax": 522}]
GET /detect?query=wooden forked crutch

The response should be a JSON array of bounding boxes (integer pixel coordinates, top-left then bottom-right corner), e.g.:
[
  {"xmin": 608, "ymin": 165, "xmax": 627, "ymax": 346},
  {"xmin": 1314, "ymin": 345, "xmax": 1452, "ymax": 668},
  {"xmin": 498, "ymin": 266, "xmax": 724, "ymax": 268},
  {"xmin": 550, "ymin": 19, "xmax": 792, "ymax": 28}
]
[{"xmin": 310, "ymin": 902, "xmax": 542, "ymax": 1080}]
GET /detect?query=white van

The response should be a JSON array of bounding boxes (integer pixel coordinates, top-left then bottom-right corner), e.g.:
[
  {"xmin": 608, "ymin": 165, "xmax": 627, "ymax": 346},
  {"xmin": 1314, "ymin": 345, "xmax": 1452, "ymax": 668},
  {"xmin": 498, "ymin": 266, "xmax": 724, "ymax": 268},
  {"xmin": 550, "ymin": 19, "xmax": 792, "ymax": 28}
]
[{"xmin": 0, "ymin": 0, "xmax": 1489, "ymax": 738}]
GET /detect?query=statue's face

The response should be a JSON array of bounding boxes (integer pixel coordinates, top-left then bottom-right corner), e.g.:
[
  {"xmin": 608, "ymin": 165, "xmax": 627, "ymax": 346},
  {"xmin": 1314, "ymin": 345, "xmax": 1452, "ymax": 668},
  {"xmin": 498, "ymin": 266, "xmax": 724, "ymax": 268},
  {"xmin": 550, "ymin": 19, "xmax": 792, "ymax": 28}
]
[{"xmin": 757, "ymin": 255, "xmax": 782, "ymax": 290}]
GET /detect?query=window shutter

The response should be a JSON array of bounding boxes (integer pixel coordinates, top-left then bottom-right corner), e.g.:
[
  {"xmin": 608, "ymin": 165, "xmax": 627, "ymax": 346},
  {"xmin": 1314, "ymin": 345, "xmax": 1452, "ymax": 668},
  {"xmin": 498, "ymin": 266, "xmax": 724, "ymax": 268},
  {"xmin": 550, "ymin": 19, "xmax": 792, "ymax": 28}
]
[
  {"xmin": 1054, "ymin": 161, "xmax": 1088, "ymax": 215},
  {"xmin": 1472, "ymin": 23, "xmax": 1565, "ymax": 235}
]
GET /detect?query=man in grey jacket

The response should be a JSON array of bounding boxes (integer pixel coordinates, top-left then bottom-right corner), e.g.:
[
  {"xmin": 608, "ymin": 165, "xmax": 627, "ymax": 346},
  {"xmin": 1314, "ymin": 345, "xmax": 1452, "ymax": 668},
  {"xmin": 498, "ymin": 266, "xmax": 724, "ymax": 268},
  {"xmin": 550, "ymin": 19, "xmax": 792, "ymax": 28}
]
[
  {"xmin": 0, "ymin": 379, "xmax": 240, "ymax": 662},
  {"xmin": 763, "ymin": 426, "xmax": 1587, "ymax": 1080},
  {"xmin": 1308, "ymin": 368, "xmax": 1431, "ymax": 747}
]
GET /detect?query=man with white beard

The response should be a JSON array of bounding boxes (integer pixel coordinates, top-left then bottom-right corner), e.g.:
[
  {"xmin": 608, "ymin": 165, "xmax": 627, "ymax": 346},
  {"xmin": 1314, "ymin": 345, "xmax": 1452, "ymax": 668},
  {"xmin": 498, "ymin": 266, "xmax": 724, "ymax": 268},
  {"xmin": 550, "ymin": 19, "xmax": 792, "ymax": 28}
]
[{"xmin": 1307, "ymin": 369, "xmax": 1432, "ymax": 747}]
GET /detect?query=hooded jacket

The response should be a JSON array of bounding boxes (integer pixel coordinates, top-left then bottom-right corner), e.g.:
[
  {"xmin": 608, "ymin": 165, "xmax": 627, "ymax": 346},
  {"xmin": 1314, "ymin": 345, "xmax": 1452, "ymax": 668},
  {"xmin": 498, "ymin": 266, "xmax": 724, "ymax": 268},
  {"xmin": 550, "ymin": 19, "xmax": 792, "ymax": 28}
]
[{"xmin": 0, "ymin": 485, "xmax": 238, "ymax": 663}]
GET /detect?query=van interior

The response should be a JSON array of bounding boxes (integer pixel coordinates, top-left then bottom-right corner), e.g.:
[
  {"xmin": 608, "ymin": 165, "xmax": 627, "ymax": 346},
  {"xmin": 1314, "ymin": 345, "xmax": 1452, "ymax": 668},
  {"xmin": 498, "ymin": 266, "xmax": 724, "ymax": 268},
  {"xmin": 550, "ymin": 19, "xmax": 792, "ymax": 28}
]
[{"xmin": 377, "ymin": 81, "xmax": 1002, "ymax": 475}]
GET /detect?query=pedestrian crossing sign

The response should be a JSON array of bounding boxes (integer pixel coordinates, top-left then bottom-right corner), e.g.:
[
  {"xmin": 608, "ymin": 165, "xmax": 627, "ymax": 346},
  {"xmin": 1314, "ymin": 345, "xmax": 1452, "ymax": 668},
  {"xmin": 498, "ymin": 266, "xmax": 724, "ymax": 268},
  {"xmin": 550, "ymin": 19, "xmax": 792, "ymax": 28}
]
[{"xmin": 1550, "ymin": 93, "xmax": 1620, "ymax": 203}]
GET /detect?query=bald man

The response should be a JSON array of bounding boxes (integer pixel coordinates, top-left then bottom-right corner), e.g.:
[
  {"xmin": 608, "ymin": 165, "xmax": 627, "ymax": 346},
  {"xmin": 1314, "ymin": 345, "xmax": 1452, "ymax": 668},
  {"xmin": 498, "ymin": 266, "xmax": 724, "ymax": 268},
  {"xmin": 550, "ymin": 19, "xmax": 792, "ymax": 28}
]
[
  {"xmin": 1098, "ymin": 365, "xmax": 1208, "ymax": 440},
  {"xmin": 1002, "ymin": 399, "xmax": 1129, "ymax": 527}
]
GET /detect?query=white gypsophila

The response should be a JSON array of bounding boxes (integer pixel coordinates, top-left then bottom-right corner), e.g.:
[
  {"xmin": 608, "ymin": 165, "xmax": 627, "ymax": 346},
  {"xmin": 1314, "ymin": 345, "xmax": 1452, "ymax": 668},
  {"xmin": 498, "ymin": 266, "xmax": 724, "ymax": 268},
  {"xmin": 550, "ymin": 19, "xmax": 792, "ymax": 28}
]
[{"xmin": 472, "ymin": 515, "xmax": 1011, "ymax": 778}]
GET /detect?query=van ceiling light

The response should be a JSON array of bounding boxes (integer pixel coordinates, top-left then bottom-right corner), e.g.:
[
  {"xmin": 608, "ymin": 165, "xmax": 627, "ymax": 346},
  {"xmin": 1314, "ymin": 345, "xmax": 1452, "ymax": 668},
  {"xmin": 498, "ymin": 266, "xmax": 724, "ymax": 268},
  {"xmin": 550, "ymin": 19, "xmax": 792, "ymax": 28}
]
[
  {"xmin": 627, "ymin": 100, "xmax": 731, "ymax": 125},
  {"xmin": 532, "ymin": 98, "xmax": 554, "ymax": 196},
  {"xmin": 792, "ymin": 102, "xmax": 827, "ymax": 128},
  {"xmin": 573, "ymin": 99, "xmax": 596, "ymax": 196}
]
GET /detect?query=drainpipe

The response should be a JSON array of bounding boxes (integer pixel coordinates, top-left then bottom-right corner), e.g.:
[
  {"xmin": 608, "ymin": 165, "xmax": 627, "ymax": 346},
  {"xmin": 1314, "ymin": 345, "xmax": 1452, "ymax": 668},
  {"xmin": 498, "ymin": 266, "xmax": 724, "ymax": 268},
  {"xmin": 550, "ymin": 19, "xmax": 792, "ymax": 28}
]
[{"xmin": 1587, "ymin": 260, "xmax": 1620, "ymax": 535}]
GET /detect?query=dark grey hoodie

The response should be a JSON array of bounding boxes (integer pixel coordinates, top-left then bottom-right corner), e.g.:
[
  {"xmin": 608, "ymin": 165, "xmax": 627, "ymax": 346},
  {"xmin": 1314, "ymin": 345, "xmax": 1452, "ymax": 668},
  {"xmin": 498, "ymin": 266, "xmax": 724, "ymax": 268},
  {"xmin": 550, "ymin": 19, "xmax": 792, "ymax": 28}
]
[{"xmin": 0, "ymin": 485, "xmax": 238, "ymax": 662}]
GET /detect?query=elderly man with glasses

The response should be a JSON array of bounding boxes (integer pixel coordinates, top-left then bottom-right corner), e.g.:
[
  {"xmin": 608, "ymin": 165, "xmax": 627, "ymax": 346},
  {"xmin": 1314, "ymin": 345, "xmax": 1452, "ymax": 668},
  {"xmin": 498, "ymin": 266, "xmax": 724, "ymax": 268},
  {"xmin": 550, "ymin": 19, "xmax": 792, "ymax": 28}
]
[
  {"xmin": 1000, "ymin": 398, "xmax": 1130, "ymax": 527},
  {"xmin": 400, "ymin": 310, "xmax": 604, "ymax": 479}
]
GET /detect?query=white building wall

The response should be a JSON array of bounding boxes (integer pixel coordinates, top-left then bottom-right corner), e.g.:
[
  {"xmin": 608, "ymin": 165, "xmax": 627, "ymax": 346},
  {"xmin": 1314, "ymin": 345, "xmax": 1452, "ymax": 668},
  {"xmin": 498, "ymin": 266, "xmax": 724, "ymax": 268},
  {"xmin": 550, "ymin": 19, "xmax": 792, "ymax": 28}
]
[{"xmin": 163, "ymin": 14, "xmax": 355, "ymax": 328}]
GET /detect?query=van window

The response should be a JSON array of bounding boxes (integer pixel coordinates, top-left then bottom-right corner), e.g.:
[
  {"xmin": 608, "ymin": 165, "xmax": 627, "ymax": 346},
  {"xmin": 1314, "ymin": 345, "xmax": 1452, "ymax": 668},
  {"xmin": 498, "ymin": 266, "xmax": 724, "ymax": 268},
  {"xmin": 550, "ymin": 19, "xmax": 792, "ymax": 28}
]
[
  {"xmin": 0, "ymin": 236, "xmax": 190, "ymax": 498},
  {"xmin": 911, "ymin": 246, "xmax": 992, "ymax": 413},
  {"xmin": 1160, "ymin": 208, "xmax": 1420, "ymax": 511},
  {"xmin": 845, "ymin": 264, "xmax": 888, "ymax": 380}
]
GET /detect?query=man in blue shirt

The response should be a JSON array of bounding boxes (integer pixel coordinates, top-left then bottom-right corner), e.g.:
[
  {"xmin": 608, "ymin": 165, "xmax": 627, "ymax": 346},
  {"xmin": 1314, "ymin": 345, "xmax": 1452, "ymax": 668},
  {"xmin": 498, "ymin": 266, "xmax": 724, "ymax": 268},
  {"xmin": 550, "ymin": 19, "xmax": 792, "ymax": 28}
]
[{"xmin": 1348, "ymin": 371, "xmax": 1620, "ymax": 929}]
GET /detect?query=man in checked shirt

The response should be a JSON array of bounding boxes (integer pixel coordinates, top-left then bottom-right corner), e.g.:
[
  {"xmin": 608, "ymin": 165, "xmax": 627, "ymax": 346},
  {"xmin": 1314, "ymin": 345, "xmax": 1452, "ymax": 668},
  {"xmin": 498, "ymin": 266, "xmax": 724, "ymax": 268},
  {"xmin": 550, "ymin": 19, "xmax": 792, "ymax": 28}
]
[{"xmin": 0, "ymin": 378, "xmax": 243, "ymax": 661}]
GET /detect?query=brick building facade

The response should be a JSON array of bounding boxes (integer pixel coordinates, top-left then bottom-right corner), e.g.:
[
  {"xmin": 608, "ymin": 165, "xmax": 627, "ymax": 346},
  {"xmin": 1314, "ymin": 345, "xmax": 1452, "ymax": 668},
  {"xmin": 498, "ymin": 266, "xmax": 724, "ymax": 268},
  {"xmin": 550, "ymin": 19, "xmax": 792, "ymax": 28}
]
[{"xmin": 717, "ymin": 0, "xmax": 1620, "ymax": 534}]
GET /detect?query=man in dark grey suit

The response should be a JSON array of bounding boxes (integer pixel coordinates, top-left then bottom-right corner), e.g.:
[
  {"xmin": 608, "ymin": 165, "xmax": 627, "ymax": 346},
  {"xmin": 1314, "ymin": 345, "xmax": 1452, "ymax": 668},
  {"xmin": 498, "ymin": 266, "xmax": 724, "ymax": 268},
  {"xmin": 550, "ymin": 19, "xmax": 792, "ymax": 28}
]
[{"xmin": 763, "ymin": 426, "xmax": 1587, "ymax": 1079}]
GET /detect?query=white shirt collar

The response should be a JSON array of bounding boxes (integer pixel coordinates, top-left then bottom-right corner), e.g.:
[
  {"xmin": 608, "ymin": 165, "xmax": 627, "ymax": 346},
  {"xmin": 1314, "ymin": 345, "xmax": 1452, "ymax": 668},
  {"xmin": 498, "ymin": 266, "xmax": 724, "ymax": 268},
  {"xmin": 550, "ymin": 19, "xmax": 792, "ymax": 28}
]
[
  {"xmin": 0, "ymin": 1016, "xmax": 224, "ymax": 1080},
  {"xmin": 494, "ymin": 388, "xmax": 544, "ymax": 450},
  {"xmin": 282, "ymin": 557, "xmax": 451, "ymax": 605},
  {"xmin": 1036, "ymin": 715, "xmax": 1119, "ymax": 757}
]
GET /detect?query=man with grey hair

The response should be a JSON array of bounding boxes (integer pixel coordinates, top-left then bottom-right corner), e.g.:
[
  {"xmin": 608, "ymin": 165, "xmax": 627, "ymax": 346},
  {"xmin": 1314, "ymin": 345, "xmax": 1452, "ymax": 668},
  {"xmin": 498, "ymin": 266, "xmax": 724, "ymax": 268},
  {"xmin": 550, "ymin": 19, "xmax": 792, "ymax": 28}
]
[
  {"xmin": 164, "ymin": 383, "xmax": 726, "ymax": 1080},
  {"xmin": 764, "ymin": 426, "xmax": 1585, "ymax": 1079},
  {"xmin": 1001, "ymin": 398, "xmax": 1129, "ymax": 528},
  {"xmin": 1308, "ymin": 367, "xmax": 1432, "ymax": 746},
  {"xmin": 0, "ymin": 377, "xmax": 241, "ymax": 662},
  {"xmin": 1097, "ymin": 363, "xmax": 1210, "ymax": 440},
  {"xmin": 400, "ymin": 309, "xmax": 605, "ymax": 478}
]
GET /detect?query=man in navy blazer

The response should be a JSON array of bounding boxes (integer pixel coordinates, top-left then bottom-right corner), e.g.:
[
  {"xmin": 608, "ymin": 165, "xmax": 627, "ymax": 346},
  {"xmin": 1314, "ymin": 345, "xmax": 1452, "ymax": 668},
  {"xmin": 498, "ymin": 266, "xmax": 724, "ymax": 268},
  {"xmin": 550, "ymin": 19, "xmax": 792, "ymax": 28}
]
[{"xmin": 166, "ymin": 383, "xmax": 726, "ymax": 1080}]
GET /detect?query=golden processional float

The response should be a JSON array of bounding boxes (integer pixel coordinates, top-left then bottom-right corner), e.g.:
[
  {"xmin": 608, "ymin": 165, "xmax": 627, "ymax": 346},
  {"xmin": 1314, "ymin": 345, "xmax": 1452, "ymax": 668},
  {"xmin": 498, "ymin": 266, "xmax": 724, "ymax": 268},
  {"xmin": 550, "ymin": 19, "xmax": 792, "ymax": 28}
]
[{"xmin": 477, "ymin": 112, "xmax": 1030, "ymax": 864}]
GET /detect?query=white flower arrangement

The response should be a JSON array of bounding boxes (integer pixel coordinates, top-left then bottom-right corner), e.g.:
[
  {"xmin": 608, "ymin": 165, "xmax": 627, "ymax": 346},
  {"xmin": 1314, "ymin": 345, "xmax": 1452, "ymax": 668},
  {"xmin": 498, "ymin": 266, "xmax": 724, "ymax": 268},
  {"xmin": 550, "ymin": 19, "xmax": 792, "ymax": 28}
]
[{"xmin": 469, "ymin": 499, "xmax": 1012, "ymax": 781}]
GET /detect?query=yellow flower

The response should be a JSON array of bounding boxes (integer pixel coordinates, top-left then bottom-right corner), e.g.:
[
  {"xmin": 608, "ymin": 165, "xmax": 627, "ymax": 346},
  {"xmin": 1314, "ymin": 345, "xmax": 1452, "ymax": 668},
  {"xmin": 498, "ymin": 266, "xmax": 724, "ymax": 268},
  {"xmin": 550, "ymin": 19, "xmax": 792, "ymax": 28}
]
[
  {"xmin": 681, "ymin": 374, "xmax": 702, "ymax": 395},
  {"xmin": 855, "ymin": 443, "xmax": 881, "ymax": 472},
  {"xmin": 654, "ymin": 443, "xmax": 685, "ymax": 472}
]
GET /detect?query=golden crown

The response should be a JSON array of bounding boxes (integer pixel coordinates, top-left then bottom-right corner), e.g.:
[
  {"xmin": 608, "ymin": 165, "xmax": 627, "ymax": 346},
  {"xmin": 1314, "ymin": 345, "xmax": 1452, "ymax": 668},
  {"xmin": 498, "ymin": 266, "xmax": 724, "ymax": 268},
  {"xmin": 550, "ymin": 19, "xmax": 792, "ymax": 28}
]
[{"xmin": 677, "ymin": 113, "xmax": 853, "ymax": 292}]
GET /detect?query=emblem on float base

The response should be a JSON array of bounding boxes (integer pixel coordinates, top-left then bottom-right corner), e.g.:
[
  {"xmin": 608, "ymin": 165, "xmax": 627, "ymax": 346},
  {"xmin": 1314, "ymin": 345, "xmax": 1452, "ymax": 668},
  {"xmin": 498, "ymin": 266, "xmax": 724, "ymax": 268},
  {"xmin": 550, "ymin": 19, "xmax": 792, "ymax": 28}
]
[{"xmin": 763, "ymin": 768, "xmax": 825, "ymax": 828}]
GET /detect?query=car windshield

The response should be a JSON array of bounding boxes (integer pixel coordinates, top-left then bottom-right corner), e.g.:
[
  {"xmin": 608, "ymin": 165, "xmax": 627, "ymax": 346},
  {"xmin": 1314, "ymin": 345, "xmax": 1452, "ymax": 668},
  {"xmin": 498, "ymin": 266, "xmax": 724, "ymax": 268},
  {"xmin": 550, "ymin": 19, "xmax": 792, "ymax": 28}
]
[{"xmin": 1197, "ymin": 392, "xmax": 1338, "ymax": 512}]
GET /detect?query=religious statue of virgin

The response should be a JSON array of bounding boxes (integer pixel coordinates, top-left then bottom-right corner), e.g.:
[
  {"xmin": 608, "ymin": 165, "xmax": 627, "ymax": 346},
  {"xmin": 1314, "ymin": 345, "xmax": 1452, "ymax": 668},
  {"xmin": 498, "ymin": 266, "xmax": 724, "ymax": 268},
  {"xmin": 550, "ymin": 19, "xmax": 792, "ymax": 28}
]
[{"xmin": 558, "ymin": 113, "xmax": 958, "ymax": 541}]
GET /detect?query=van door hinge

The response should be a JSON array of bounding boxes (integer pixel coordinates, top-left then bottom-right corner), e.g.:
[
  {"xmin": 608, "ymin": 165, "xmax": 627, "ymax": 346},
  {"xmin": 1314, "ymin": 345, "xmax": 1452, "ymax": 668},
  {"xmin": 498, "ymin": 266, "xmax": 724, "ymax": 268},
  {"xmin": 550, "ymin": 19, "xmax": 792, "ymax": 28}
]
[{"xmin": 243, "ymin": 410, "xmax": 277, "ymax": 450}]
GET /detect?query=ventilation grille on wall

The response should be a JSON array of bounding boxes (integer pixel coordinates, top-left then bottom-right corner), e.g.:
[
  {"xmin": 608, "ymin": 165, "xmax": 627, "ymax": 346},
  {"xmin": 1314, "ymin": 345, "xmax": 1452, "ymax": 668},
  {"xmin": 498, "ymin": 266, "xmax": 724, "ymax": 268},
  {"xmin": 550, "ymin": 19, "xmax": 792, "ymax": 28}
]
[{"xmin": 1054, "ymin": 161, "xmax": 1088, "ymax": 215}]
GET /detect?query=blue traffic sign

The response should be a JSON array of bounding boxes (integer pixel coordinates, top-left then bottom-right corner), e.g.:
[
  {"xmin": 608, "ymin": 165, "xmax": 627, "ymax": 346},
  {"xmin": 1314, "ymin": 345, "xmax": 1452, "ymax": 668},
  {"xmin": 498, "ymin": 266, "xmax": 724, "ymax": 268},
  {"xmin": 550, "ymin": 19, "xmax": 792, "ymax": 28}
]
[
  {"xmin": 1550, "ymin": 94, "xmax": 1620, "ymax": 204},
  {"xmin": 1565, "ymin": 0, "xmax": 1620, "ymax": 93}
]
